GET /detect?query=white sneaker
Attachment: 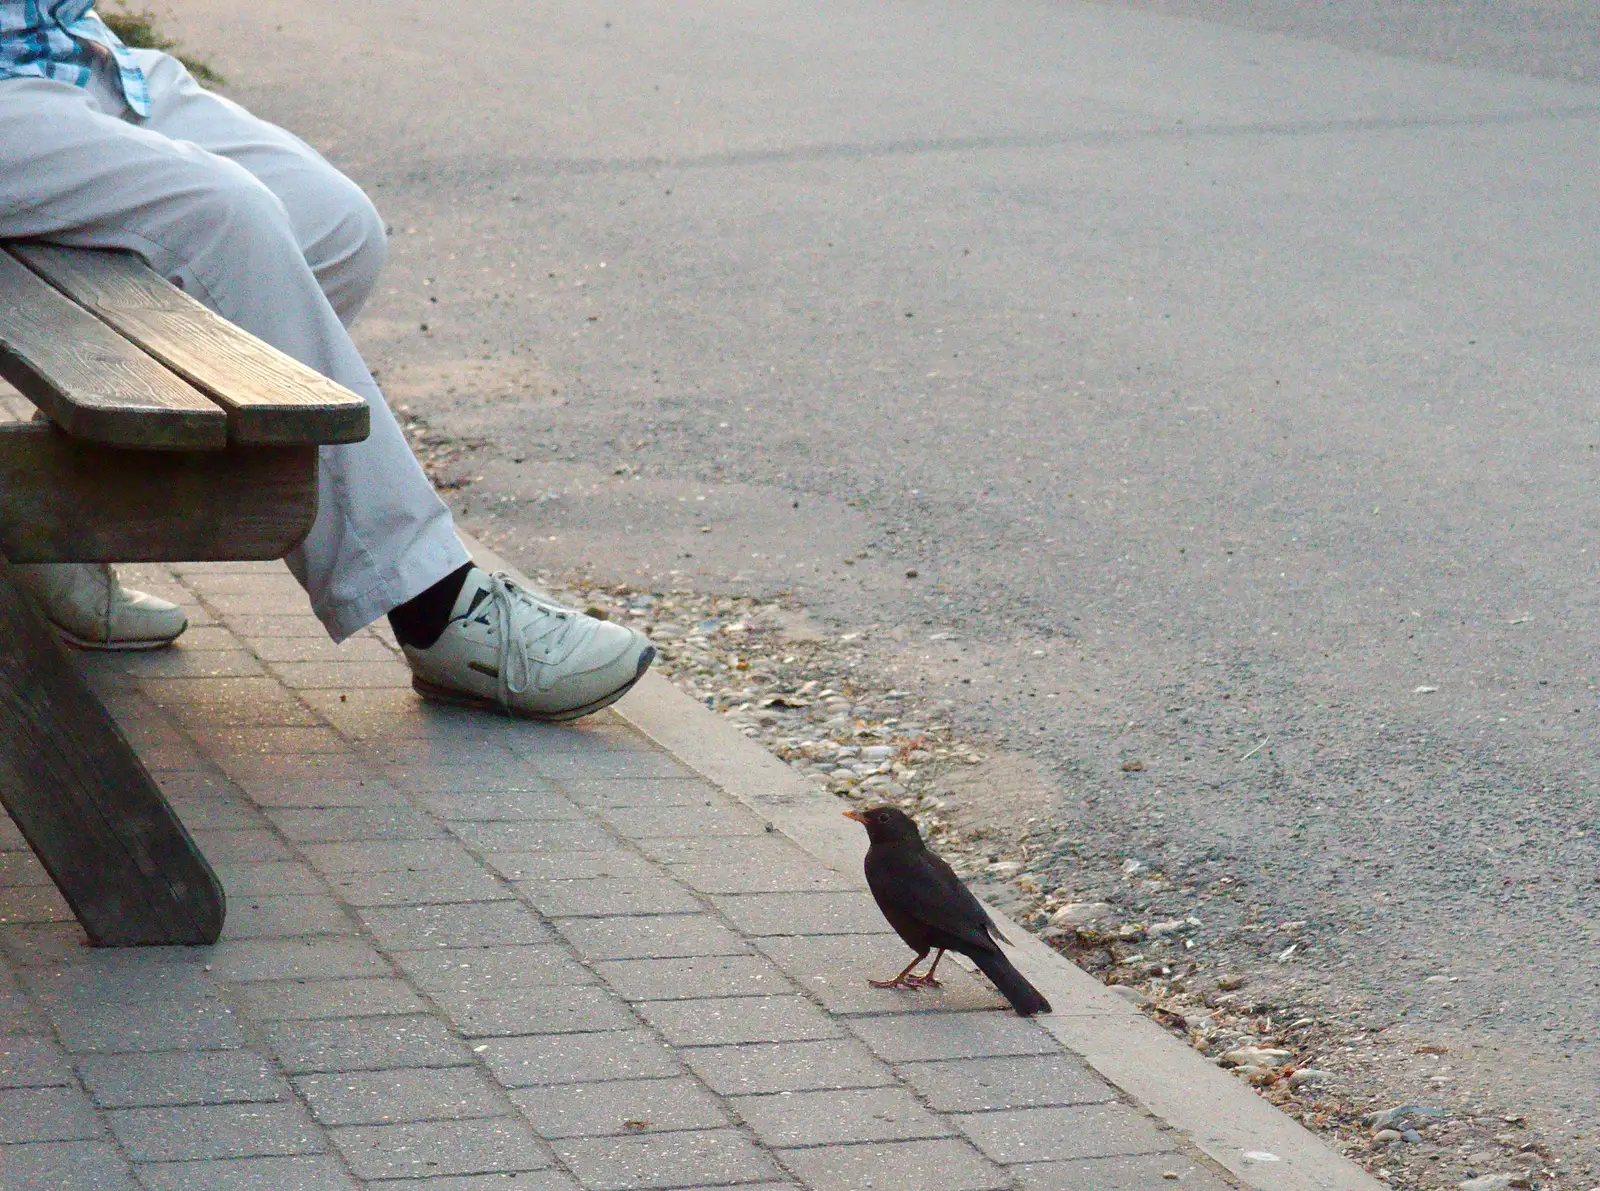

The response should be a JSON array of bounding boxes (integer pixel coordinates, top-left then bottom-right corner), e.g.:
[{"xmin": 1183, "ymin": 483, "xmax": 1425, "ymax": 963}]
[
  {"xmin": 402, "ymin": 568, "xmax": 655, "ymax": 721},
  {"xmin": 11, "ymin": 563, "xmax": 188, "ymax": 651}
]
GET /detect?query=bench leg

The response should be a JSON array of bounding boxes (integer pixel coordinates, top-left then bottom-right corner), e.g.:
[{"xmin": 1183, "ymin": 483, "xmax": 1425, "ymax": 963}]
[{"xmin": 0, "ymin": 553, "xmax": 224, "ymax": 945}]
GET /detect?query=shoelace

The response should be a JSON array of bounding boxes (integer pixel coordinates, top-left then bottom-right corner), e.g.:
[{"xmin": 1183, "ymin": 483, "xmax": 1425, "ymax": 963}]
[{"xmin": 480, "ymin": 573, "xmax": 586, "ymax": 705}]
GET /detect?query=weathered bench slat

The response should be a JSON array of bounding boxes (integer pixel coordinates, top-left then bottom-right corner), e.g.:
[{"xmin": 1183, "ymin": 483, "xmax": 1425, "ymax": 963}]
[
  {"xmin": 12, "ymin": 244, "xmax": 370, "ymax": 447},
  {"xmin": 0, "ymin": 554, "xmax": 225, "ymax": 945},
  {"xmin": 0, "ymin": 422, "xmax": 318, "ymax": 562},
  {"xmin": 0, "ymin": 252, "xmax": 227, "ymax": 450}
]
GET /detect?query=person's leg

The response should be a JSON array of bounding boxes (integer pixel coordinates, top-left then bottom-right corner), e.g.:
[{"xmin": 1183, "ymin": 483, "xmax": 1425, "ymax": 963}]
[{"xmin": 0, "ymin": 62, "xmax": 653, "ymax": 715}]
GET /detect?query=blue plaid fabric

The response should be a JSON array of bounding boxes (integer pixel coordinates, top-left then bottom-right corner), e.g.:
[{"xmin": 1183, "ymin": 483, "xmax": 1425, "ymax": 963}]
[{"xmin": 0, "ymin": 2, "xmax": 149, "ymax": 115}]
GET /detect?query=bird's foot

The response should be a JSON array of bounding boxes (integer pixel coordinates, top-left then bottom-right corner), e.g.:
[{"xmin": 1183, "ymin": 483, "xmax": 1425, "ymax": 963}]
[{"xmin": 868, "ymin": 974, "xmax": 942, "ymax": 991}]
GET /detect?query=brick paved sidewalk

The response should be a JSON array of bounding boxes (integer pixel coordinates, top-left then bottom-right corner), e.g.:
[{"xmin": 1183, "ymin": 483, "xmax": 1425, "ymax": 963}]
[{"xmin": 0, "ymin": 561, "xmax": 1237, "ymax": 1191}]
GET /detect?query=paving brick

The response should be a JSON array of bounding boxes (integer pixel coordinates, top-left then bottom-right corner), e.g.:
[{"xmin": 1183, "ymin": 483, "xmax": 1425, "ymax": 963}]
[
  {"xmin": 0, "ymin": 884, "xmax": 73, "ymax": 924},
  {"xmin": 267, "ymin": 661, "xmax": 413, "ymax": 690},
  {"xmin": 0, "ymin": 852, "xmax": 49, "ymax": 885},
  {"xmin": 298, "ymin": 688, "xmax": 515, "ymax": 736},
  {"xmin": 296, "ymin": 1066, "xmax": 504, "ymax": 1126},
  {"xmin": 331, "ymin": 1117, "xmax": 553, "ymax": 1180},
  {"xmin": 220, "ymin": 895, "xmax": 356, "ymax": 939},
  {"xmin": 141, "ymin": 677, "xmax": 297, "ymax": 712},
  {"xmin": 0, "ymin": 1036, "xmax": 73, "ymax": 1087},
  {"xmin": 558, "ymin": 777, "xmax": 722, "ymax": 809},
  {"xmin": 484, "ymin": 850, "xmax": 655, "ymax": 882},
  {"xmin": 418, "ymin": 789, "xmax": 579, "ymax": 822},
  {"xmin": 151, "ymin": 771, "xmax": 247, "ymax": 801},
  {"xmin": 431, "ymin": 983, "xmax": 636, "ymax": 1038},
  {"xmin": 498, "ymin": 721, "xmax": 653, "ymax": 756},
  {"xmin": 777, "ymin": 1138, "xmax": 1008, "ymax": 1190},
  {"xmin": 1013, "ymin": 1152, "xmax": 1237, "ymax": 1191},
  {"xmin": 445, "ymin": 819, "xmax": 614, "ymax": 853},
  {"xmin": 592, "ymin": 801, "xmax": 766, "ymax": 839},
  {"xmin": 267, "ymin": 806, "xmax": 445, "ymax": 843},
  {"xmin": 755, "ymin": 934, "xmax": 1006, "ymax": 1014},
  {"xmin": 509, "ymin": 1076, "xmax": 727, "ymax": 1138},
  {"xmin": 364, "ymin": 1175, "xmax": 581, "ymax": 1191},
  {"xmin": 260, "ymin": 1014, "xmax": 472, "ymax": 1075},
  {"xmin": 957, "ymin": 1103, "xmax": 1174, "ymax": 1163},
  {"xmin": 359, "ymin": 901, "xmax": 555, "ymax": 950},
  {"xmin": 554, "ymin": 1128, "xmax": 779, "ymax": 1190},
  {"xmin": 303, "ymin": 840, "xmax": 485, "ymax": 875},
  {"xmin": 710, "ymin": 891, "xmax": 893, "ymax": 936},
  {"xmin": 211, "ymin": 861, "xmax": 328, "ymax": 897},
  {"xmin": 477, "ymin": 1030, "xmax": 679, "ymax": 1088},
  {"xmin": 897, "ymin": 1054, "xmax": 1116, "ymax": 1112},
  {"xmin": 205, "ymin": 938, "xmax": 391, "ymax": 982},
  {"xmin": 131, "ymin": 1153, "xmax": 361, "ymax": 1191},
  {"xmin": 388, "ymin": 763, "xmax": 550, "ymax": 795},
  {"xmin": 682, "ymin": 1038, "xmax": 894, "ymax": 1095},
  {"xmin": 847, "ymin": 1011, "xmax": 1058, "ymax": 1063},
  {"xmin": 0, "ymin": 1085, "xmax": 100, "ymax": 1142},
  {"xmin": 48, "ymin": 998, "xmax": 245, "ymax": 1055},
  {"xmin": 106, "ymin": 1102, "xmax": 322, "ymax": 1161},
  {"xmin": 511, "ymin": 751, "xmax": 698, "ymax": 783},
  {"xmin": 0, "ymin": 1140, "xmax": 135, "ymax": 1190},
  {"xmin": 325, "ymin": 867, "xmax": 512, "ymax": 908},
  {"xmin": 188, "ymin": 828, "xmax": 294, "ymax": 865},
  {"xmin": 731, "ymin": 1086, "xmax": 951, "ymax": 1147},
  {"xmin": 668, "ymin": 858, "xmax": 859, "ymax": 895},
  {"xmin": 120, "ymin": 650, "xmax": 266, "ymax": 680},
  {"xmin": 163, "ymin": 689, "xmax": 323, "ymax": 726},
  {"xmin": 515, "ymin": 876, "xmax": 702, "ymax": 918},
  {"xmin": 594, "ymin": 954, "xmax": 793, "ymax": 1001},
  {"xmin": 222, "ymin": 614, "xmax": 330, "ymax": 638},
  {"xmin": 190, "ymin": 726, "xmax": 350, "ymax": 756},
  {"xmin": 217, "ymin": 756, "xmax": 400, "ymax": 806},
  {"xmin": 76, "ymin": 1050, "xmax": 287, "ymax": 1108},
  {"xmin": 555, "ymin": 913, "xmax": 749, "ymax": 961},
  {"xmin": 166, "ymin": 795, "xmax": 270, "ymax": 832},
  {"xmin": 635, "ymin": 995, "xmax": 842, "ymax": 1046},
  {"xmin": 393, "ymin": 946, "xmax": 596, "ymax": 1001},
  {"xmin": 229, "ymin": 978, "xmax": 425, "ymax": 1021},
  {"xmin": 249, "ymin": 635, "xmax": 397, "ymax": 663}
]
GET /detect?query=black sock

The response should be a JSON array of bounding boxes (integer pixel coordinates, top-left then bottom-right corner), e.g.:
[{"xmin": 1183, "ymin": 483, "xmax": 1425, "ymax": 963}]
[{"xmin": 388, "ymin": 563, "xmax": 475, "ymax": 649}]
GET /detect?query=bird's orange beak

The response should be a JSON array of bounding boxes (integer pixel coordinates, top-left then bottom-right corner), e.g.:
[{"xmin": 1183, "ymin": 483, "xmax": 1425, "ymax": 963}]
[{"xmin": 842, "ymin": 810, "xmax": 865, "ymax": 823}]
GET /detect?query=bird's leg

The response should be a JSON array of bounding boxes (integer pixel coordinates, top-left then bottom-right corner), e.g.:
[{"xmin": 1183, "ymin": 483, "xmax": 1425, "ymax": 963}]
[
  {"xmin": 870, "ymin": 950, "xmax": 932, "ymax": 990},
  {"xmin": 902, "ymin": 949, "xmax": 946, "ymax": 988}
]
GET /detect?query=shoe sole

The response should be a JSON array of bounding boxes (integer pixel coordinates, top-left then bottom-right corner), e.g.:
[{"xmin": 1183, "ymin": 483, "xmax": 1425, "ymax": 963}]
[
  {"xmin": 54, "ymin": 628, "xmax": 182, "ymax": 652},
  {"xmin": 412, "ymin": 645, "xmax": 657, "ymax": 722}
]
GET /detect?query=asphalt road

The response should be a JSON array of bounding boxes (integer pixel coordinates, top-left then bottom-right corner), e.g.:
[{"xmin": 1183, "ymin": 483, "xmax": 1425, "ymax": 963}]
[{"xmin": 182, "ymin": 0, "xmax": 1600, "ymax": 1167}]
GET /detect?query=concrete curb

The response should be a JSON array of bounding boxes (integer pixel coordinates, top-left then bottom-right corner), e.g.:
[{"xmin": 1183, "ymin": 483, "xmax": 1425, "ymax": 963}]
[{"xmin": 465, "ymin": 535, "xmax": 1383, "ymax": 1191}]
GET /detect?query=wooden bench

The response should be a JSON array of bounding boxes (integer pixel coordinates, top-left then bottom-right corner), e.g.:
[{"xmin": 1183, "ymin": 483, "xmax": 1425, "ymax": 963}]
[{"xmin": 0, "ymin": 243, "xmax": 369, "ymax": 946}]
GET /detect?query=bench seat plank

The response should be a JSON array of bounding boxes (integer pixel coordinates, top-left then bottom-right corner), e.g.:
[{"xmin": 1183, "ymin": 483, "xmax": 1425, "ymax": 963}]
[
  {"xmin": 0, "ymin": 252, "xmax": 226, "ymax": 450},
  {"xmin": 0, "ymin": 422, "xmax": 317, "ymax": 562},
  {"xmin": 12, "ymin": 244, "xmax": 370, "ymax": 447},
  {"xmin": 0, "ymin": 554, "xmax": 225, "ymax": 945}
]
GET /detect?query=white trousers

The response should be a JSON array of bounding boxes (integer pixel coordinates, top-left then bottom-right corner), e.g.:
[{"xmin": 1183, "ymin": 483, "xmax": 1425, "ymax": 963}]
[{"xmin": 0, "ymin": 49, "xmax": 469, "ymax": 640}]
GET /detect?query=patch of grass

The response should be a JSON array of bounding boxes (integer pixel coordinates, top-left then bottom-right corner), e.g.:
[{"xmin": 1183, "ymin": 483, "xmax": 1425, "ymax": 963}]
[{"xmin": 101, "ymin": 3, "xmax": 224, "ymax": 85}]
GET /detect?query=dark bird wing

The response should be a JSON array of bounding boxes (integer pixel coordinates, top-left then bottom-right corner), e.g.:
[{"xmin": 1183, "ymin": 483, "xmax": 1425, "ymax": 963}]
[{"xmin": 865, "ymin": 844, "xmax": 1002, "ymax": 955}]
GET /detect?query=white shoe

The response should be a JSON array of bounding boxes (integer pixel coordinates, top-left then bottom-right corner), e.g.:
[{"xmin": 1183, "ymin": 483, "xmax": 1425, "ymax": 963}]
[
  {"xmin": 402, "ymin": 568, "xmax": 655, "ymax": 721},
  {"xmin": 11, "ymin": 563, "xmax": 188, "ymax": 651}
]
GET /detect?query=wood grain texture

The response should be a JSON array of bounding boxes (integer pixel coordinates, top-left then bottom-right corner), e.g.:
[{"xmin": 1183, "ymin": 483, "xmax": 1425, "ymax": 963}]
[
  {"xmin": 12, "ymin": 244, "xmax": 370, "ymax": 446},
  {"xmin": 0, "ymin": 552, "xmax": 224, "ymax": 945},
  {"xmin": 0, "ymin": 252, "xmax": 226, "ymax": 450},
  {"xmin": 0, "ymin": 422, "xmax": 318, "ymax": 562}
]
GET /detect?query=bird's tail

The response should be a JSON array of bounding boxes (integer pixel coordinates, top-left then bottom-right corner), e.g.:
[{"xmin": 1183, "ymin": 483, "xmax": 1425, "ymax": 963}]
[{"xmin": 972, "ymin": 949, "xmax": 1051, "ymax": 1016}]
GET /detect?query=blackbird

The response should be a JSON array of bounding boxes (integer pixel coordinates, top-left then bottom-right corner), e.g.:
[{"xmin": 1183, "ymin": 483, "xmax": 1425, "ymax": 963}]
[{"xmin": 844, "ymin": 805, "xmax": 1050, "ymax": 1016}]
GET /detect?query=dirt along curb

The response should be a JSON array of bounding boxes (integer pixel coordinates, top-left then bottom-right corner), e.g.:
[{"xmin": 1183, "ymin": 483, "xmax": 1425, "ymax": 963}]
[{"xmin": 462, "ymin": 533, "xmax": 1384, "ymax": 1191}]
